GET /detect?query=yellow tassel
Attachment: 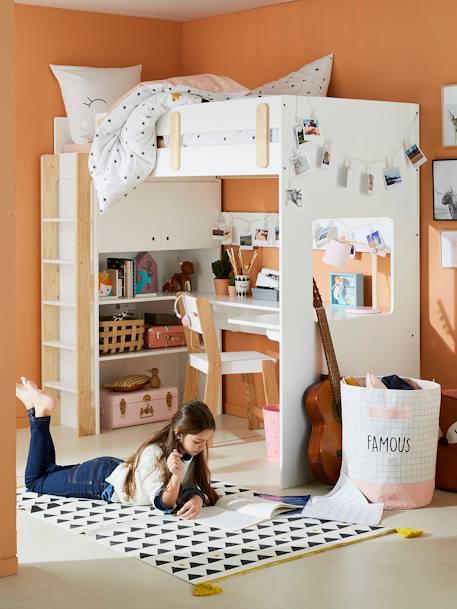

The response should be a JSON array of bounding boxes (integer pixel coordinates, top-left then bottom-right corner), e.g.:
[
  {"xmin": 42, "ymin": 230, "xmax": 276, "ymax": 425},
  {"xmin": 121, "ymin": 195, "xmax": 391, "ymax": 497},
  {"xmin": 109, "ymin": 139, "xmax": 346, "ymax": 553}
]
[
  {"xmin": 396, "ymin": 527, "xmax": 423, "ymax": 538},
  {"xmin": 193, "ymin": 582, "xmax": 223, "ymax": 596}
]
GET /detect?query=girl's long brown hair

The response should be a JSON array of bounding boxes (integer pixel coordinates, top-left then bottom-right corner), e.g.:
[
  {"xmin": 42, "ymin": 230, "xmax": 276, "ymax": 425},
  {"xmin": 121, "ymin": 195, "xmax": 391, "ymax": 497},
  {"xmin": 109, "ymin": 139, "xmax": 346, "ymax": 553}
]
[{"xmin": 123, "ymin": 400, "xmax": 218, "ymax": 505}]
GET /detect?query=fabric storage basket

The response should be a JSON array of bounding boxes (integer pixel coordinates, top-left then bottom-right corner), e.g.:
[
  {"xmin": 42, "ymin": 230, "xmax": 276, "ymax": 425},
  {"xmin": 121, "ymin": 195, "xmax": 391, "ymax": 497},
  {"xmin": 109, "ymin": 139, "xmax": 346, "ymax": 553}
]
[
  {"xmin": 100, "ymin": 386, "xmax": 178, "ymax": 429},
  {"xmin": 341, "ymin": 378, "xmax": 441, "ymax": 509},
  {"xmin": 99, "ymin": 318, "xmax": 144, "ymax": 354}
]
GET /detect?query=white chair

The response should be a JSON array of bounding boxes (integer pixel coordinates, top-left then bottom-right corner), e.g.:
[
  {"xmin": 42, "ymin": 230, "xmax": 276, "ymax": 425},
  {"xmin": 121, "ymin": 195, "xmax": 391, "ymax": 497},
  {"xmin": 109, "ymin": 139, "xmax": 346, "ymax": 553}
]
[{"xmin": 175, "ymin": 293, "xmax": 278, "ymax": 429}]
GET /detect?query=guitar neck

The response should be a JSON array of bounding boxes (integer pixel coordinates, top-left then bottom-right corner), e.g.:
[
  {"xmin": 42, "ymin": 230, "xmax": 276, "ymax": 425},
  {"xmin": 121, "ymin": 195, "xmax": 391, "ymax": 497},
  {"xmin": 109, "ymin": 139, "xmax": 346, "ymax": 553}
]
[{"xmin": 315, "ymin": 307, "xmax": 341, "ymax": 407}]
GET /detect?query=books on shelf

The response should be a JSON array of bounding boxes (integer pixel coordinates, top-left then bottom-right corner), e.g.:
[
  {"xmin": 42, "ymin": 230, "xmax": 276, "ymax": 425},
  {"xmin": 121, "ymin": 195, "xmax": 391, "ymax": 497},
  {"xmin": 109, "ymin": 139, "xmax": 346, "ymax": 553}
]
[{"xmin": 106, "ymin": 257, "xmax": 136, "ymax": 299}]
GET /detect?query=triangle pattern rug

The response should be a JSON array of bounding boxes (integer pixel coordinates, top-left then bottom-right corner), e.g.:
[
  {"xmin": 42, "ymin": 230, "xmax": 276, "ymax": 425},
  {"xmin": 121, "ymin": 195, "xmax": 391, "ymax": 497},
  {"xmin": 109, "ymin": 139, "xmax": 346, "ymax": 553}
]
[{"xmin": 17, "ymin": 481, "xmax": 390, "ymax": 585}]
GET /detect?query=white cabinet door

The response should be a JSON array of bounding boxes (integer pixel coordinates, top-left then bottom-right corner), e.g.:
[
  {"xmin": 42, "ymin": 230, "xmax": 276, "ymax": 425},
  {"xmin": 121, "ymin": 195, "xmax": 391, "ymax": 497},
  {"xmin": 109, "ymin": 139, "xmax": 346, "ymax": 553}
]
[
  {"xmin": 161, "ymin": 181, "xmax": 221, "ymax": 250},
  {"xmin": 97, "ymin": 183, "xmax": 162, "ymax": 253}
]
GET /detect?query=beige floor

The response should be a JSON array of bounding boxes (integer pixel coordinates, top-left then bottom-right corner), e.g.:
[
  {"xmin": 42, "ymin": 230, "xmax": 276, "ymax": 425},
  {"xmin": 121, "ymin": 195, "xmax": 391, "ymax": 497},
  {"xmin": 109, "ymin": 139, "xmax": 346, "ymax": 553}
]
[{"xmin": 2, "ymin": 415, "xmax": 457, "ymax": 609}]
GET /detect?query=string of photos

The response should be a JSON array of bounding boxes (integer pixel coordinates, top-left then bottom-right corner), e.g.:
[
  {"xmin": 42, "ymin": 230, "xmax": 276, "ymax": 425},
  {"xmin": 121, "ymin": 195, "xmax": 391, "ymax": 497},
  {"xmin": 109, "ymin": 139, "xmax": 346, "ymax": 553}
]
[
  {"xmin": 285, "ymin": 100, "xmax": 426, "ymax": 209},
  {"xmin": 211, "ymin": 211, "xmax": 279, "ymax": 250}
]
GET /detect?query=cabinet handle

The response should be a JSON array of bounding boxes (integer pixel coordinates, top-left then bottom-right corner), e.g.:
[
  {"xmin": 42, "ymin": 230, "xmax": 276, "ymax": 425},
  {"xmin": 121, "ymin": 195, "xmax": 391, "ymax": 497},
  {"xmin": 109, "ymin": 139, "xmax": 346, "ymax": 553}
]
[
  {"xmin": 151, "ymin": 236, "xmax": 155, "ymax": 241},
  {"xmin": 166, "ymin": 236, "xmax": 170, "ymax": 241},
  {"xmin": 166, "ymin": 391, "xmax": 173, "ymax": 409}
]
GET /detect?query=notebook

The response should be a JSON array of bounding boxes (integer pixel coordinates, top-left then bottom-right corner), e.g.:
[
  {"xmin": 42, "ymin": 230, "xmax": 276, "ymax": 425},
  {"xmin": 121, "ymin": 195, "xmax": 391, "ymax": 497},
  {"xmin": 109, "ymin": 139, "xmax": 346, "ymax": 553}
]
[{"xmin": 193, "ymin": 494, "xmax": 303, "ymax": 531}]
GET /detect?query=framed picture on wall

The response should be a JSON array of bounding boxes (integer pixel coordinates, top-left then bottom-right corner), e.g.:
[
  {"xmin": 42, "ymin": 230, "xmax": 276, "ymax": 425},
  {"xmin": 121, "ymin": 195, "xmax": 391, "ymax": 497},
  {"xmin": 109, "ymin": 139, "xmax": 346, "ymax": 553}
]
[
  {"xmin": 440, "ymin": 231, "xmax": 457, "ymax": 268},
  {"xmin": 442, "ymin": 85, "xmax": 457, "ymax": 147},
  {"xmin": 432, "ymin": 159, "xmax": 457, "ymax": 220}
]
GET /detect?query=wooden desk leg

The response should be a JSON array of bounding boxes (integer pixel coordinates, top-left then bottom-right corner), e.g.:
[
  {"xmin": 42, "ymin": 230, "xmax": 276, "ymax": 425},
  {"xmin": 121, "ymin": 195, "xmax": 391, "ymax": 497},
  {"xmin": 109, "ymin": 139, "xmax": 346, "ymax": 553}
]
[
  {"xmin": 262, "ymin": 359, "xmax": 279, "ymax": 405},
  {"xmin": 183, "ymin": 364, "xmax": 199, "ymax": 403},
  {"xmin": 241, "ymin": 373, "xmax": 263, "ymax": 429}
]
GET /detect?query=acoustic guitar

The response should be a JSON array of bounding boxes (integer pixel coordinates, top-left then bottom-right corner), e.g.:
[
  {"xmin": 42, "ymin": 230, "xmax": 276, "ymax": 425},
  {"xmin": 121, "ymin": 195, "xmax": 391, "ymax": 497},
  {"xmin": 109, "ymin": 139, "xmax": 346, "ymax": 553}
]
[{"xmin": 303, "ymin": 279, "xmax": 342, "ymax": 485}]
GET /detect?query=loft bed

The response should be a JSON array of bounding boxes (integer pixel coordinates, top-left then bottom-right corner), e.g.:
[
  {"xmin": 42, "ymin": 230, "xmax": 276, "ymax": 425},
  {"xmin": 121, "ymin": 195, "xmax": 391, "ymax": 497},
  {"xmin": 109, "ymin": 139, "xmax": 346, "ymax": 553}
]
[{"xmin": 46, "ymin": 94, "xmax": 420, "ymax": 487}]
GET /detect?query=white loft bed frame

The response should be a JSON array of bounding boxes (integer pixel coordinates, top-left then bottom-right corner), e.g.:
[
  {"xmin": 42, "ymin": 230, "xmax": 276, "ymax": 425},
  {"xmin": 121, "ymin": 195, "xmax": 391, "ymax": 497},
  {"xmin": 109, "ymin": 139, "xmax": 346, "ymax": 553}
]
[{"xmin": 52, "ymin": 95, "xmax": 420, "ymax": 488}]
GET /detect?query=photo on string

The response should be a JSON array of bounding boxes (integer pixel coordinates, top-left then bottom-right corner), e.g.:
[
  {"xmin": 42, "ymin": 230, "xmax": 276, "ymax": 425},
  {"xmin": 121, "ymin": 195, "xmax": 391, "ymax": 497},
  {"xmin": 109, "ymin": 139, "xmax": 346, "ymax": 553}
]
[
  {"xmin": 303, "ymin": 118, "xmax": 320, "ymax": 136},
  {"xmin": 239, "ymin": 233, "xmax": 254, "ymax": 250},
  {"xmin": 404, "ymin": 143, "xmax": 427, "ymax": 169},
  {"xmin": 383, "ymin": 166, "xmax": 402, "ymax": 190},
  {"xmin": 292, "ymin": 152, "xmax": 311, "ymax": 176},
  {"xmin": 253, "ymin": 227, "xmax": 270, "ymax": 247}
]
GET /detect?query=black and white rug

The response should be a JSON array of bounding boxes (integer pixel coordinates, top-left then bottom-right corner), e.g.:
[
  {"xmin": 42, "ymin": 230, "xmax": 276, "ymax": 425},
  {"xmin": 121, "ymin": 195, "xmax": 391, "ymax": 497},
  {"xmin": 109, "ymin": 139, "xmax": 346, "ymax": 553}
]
[{"xmin": 17, "ymin": 481, "xmax": 391, "ymax": 585}]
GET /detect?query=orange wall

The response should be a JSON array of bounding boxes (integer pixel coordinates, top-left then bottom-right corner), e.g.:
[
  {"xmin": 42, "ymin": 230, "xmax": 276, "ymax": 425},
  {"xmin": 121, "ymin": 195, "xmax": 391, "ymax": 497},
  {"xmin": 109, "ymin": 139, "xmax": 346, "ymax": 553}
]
[
  {"xmin": 183, "ymin": 0, "xmax": 457, "ymax": 388},
  {"xmin": 222, "ymin": 179, "xmax": 279, "ymax": 415},
  {"xmin": 0, "ymin": 0, "xmax": 18, "ymax": 578},
  {"xmin": 15, "ymin": 5, "xmax": 182, "ymax": 426}
]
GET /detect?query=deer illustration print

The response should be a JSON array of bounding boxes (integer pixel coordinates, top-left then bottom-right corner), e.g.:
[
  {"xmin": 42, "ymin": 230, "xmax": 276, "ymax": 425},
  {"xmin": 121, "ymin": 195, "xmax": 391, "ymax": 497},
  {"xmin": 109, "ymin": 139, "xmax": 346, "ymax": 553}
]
[{"xmin": 448, "ymin": 111, "xmax": 457, "ymax": 145}]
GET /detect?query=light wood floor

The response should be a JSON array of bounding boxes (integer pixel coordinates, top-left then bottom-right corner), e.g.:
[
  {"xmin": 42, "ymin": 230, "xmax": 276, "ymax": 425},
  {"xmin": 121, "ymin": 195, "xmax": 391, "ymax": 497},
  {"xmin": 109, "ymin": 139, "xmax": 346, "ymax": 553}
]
[{"xmin": 4, "ymin": 415, "xmax": 457, "ymax": 609}]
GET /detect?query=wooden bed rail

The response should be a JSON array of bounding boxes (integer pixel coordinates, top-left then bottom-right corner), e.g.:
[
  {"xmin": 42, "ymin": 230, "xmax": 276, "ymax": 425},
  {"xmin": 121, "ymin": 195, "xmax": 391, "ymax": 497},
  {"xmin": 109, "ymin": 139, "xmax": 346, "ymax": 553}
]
[
  {"xmin": 256, "ymin": 103, "xmax": 269, "ymax": 168},
  {"xmin": 169, "ymin": 103, "xmax": 269, "ymax": 171},
  {"xmin": 170, "ymin": 111, "xmax": 181, "ymax": 171}
]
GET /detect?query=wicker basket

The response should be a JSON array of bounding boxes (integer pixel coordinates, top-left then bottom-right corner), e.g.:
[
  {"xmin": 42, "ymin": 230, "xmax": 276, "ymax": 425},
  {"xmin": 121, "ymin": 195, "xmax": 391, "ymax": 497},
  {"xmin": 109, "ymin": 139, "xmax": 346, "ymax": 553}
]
[{"xmin": 99, "ymin": 319, "xmax": 145, "ymax": 355}]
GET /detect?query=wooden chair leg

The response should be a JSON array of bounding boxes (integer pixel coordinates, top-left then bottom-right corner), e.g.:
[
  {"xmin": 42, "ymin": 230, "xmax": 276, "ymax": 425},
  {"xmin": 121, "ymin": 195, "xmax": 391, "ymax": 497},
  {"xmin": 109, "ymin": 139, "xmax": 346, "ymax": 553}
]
[
  {"xmin": 241, "ymin": 373, "xmax": 264, "ymax": 430},
  {"xmin": 183, "ymin": 363, "xmax": 199, "ymax": 403},
  {"xmin": 262, "ymin": 359, "xmax": 279, "ymax": 405},
  {"xmin": 204, "ymin": 368, "xmax": 221, "ymax": 448},
  {"xmin": 203, "ymin": 368, "xmax": 220, "ymax": 416}
]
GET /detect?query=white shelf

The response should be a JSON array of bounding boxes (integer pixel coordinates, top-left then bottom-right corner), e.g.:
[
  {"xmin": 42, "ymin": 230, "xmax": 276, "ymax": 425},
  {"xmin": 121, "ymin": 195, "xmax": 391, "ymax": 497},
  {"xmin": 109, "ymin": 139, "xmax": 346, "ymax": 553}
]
[
  {"xmin": 43, "ymin": 381, "xmax": 77, "ymax": 394},
  {"xmin": 43, "ymin": 259, "xmax": 75, "ymax": 265},
  {"xmin": 99, "ymin": 346, "xmax": 187, "ymax": 362},
  {"xmin": 43, "ymin": 300, "xmax": 76, "ymax": 308},
  {"xmin": 42, "ymin": 218, "xmax": 76, "ymax": 223},
  {"xmin": 43, "ymin": 341, "xmax": 76, "ymax": 351},
  {"xmin": 99, "ymin": 293, "xmax": 177, "ymax": 306}
]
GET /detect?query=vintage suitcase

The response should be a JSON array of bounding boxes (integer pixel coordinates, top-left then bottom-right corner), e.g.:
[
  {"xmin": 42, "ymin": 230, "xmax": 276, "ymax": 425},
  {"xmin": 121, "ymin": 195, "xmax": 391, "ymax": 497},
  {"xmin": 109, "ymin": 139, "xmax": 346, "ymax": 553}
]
[
  {"xmin": 100, "ymin": 386, "xmax": 178, "ymax": 429},
  {"xmin": 144, "ymin": 324, "xmax": 186, "ymax": 349}
]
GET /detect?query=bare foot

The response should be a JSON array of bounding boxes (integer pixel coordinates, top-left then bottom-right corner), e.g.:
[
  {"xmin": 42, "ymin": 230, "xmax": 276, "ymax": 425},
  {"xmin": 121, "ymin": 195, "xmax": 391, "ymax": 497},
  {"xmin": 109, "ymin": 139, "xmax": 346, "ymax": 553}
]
[
  {"xmin": 19, "ymin": 377, "xmax": 55, "ymax": 417},
  {"xmin": 16, "ymin": 383, "xmax": 33, "ymax": 411}
]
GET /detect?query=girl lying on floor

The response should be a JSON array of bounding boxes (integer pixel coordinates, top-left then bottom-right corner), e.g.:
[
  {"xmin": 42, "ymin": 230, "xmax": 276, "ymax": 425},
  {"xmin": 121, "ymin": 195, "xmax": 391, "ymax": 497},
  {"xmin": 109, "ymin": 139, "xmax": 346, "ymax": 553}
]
[{"xmin": 16, "ymin": 378, "xmax": 218, "ymax": 520}]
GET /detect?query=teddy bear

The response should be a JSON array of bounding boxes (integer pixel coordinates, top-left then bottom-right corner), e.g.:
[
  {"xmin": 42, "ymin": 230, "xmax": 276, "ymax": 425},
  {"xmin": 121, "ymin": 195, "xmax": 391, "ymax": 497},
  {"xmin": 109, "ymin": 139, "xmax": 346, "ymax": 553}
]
[{"xmin": 162, "ymin": 261, "xmax": 194, "ymax": 293}]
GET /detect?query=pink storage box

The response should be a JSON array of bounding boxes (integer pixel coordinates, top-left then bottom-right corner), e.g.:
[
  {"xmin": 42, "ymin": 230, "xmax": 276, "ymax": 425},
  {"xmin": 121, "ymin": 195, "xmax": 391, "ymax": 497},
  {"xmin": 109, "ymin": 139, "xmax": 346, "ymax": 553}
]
[
  {"xmin": 144, "ymin": 324, "xmax": 185, "ymax": 349},
  {"xmin": 100, "ymin": 386, "xmax": 178, "ymax": 429}
]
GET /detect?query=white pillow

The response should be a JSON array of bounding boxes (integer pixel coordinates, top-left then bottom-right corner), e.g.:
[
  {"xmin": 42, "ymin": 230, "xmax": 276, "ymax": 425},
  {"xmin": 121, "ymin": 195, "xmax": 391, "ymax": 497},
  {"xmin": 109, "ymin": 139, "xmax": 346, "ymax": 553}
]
[
  {"xmin": 250, "ymin": 53, "xmax": 333, "ymax": 97},
  {"xmin": 50, "ymin": 64, "xmax": 142, "ymax": 144}
]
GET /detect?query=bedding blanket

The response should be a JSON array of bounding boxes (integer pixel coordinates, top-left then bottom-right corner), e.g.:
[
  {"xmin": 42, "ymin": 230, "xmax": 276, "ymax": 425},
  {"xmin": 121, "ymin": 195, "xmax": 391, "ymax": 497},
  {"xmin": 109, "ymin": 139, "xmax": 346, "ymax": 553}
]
[{"xmin": 90, "ymin": 84, "xmax": 245, "ymax": 213}]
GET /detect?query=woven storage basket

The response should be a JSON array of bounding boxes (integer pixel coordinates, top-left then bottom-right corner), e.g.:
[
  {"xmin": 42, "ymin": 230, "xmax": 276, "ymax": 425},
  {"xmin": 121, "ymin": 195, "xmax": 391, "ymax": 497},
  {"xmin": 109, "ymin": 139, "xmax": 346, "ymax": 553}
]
[{"xmin": 99, "ymin": 319, "xmax": 145, "ymax": 355}]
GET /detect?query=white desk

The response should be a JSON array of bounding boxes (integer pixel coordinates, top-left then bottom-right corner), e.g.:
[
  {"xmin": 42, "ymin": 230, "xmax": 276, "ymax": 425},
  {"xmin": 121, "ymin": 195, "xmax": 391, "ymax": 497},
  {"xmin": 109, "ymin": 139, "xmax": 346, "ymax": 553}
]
[
  {"xmin": 226, "ymin": 313, "xmax": 280, "ymax": 342},
  {"xmin": 191, "ymin": 292, "xmax": 280, "ymax": 341}
]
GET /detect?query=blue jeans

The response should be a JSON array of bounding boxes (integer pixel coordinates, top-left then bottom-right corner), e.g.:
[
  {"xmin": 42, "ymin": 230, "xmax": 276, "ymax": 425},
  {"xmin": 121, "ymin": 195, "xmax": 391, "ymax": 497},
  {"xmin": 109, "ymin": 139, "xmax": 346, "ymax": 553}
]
[{"xmin": 25, "ymin": 409, "xmax": 123, "ymax": 500}]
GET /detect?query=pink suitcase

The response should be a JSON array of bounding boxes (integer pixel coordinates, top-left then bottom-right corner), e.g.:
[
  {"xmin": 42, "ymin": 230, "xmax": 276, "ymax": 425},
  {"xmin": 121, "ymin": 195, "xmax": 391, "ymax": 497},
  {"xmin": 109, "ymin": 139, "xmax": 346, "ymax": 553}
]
[
  {"xmin": 144, "ymin": 324, "xmax": 186, "ymax": 349},
  {"xmin": 100, "ymin": 386, "xmax": 178, "ymax": 429}
]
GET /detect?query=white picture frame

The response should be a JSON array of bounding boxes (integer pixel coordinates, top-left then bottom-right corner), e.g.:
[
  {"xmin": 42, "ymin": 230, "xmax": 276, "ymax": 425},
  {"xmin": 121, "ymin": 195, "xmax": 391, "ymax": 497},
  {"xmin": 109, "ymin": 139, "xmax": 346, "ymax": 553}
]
[
  {"xmin": 440, "ymin": 230, "xmax": 457, "ymax": 268},
  {"xmin": 442, "ymin": 84, "xmax": 457, "ymax": 147}
]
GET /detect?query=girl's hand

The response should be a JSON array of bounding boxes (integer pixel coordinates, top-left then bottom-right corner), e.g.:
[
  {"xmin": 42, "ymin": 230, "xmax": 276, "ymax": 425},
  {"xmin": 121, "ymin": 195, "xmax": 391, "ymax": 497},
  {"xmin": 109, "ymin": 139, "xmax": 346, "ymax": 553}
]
[
  {"xmin": 177, "ymin": 495, "xmax": 204, "ymax": 520},
  {"xmin": 166, "ymin": 449, "xmax": 184, "ymax": 480}
]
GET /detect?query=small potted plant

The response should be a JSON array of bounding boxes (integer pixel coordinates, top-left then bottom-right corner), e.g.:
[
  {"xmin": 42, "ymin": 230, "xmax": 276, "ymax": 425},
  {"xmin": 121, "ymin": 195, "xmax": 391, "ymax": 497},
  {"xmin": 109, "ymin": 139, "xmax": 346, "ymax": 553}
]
[
  {"xmin": 212, "ymin": 251, "xmax": 232, "ymax": 295},
  {"xmin": 228, "ymin": 273, "xmax": 236, "ymax": 297}
]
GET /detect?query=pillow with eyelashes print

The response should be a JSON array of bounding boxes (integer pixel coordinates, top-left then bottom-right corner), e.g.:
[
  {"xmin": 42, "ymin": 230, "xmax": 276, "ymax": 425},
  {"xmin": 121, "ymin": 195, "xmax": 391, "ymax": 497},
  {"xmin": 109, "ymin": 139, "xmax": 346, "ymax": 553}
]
[{"xmin": 50, "ymin": 64, "xmax": 142, "ymax": 145}]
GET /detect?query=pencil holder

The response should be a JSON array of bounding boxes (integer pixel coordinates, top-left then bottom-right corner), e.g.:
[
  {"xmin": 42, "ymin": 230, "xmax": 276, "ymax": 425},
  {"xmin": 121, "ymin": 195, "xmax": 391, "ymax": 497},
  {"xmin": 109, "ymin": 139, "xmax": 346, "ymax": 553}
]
[{"xmin": 235, "ymin": 275, "xmax": 250, "ymax": 297}]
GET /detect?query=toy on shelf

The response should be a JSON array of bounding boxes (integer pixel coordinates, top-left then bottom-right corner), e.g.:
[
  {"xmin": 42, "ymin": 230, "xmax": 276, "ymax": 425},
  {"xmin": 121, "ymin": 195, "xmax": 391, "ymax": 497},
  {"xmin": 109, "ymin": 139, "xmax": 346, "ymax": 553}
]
[
  {"xmin": 135, "ymin": 252, "xmax": 158, "ymax": 295},
  {"xmin": 162, "ymin": 261, "xmax": 193, "ymax": 292},
  {"xmin": 147, "ymin": 367, "xmax": 161, "ymax": 389},
  {"xmin": 98, "ymin": 271, "xmax": 113, "ymax": 297}
]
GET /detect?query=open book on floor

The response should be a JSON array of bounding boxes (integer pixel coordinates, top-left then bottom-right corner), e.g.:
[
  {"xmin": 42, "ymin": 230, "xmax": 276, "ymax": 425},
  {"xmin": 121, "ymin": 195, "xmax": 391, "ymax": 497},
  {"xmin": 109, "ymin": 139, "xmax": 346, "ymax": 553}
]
[{"xmin": 192, "ymin": 494, "xmax": 307, "ymax": 532}]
